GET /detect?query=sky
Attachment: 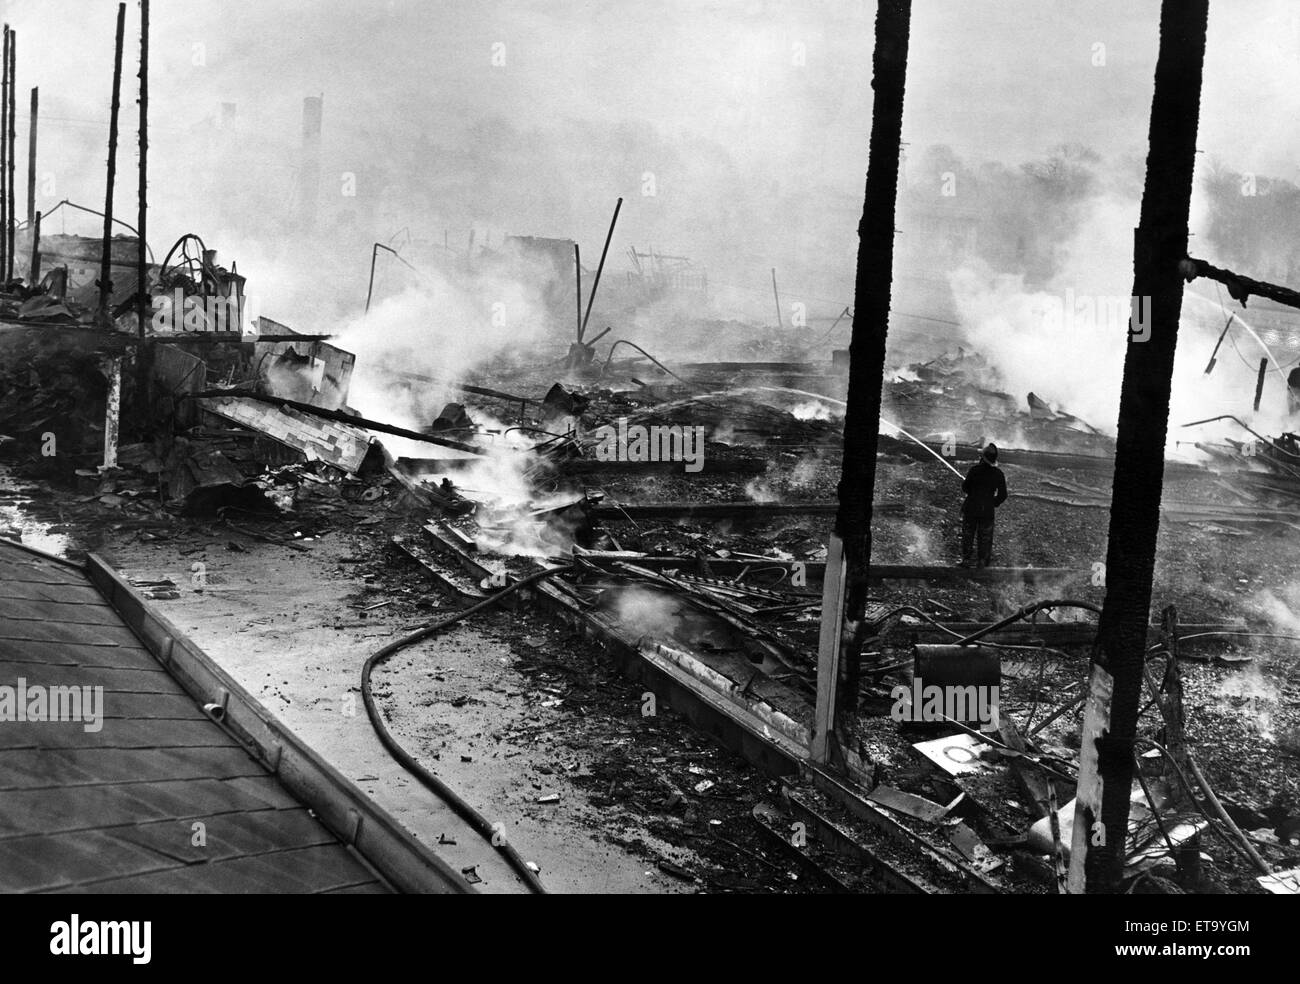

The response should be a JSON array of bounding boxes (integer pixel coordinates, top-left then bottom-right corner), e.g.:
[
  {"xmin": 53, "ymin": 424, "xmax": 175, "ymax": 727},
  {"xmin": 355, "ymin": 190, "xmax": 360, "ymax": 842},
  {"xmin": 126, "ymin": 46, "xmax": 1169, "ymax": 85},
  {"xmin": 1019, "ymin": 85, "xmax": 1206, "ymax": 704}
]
[{"xmin": 5, "ymin": 1, "xmax": 1299, "ymax": 338}]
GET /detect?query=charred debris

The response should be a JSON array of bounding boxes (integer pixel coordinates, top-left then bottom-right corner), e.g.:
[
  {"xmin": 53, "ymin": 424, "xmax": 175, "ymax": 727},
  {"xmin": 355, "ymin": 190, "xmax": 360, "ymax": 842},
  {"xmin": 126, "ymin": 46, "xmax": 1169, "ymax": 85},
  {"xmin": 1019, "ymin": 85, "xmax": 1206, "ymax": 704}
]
[
  {"xmin": 5, "ymin": 214, "xmax": 1299, "ymax": 893},
  {"xmin": 1, "ymin": 1, "xmax": 1299, "ymax": 896}
]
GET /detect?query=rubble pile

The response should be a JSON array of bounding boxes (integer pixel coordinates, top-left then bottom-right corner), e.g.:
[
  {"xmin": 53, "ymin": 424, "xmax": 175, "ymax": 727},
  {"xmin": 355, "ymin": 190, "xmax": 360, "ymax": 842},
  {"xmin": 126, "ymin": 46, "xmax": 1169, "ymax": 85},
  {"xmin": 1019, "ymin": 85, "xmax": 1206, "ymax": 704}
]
[
  {"xmin": 5, "ymin": 231, "xmax": 1298, "ymax": 896},
  {"xmin": 885, "ymin": 348, "xmax": 1113, "ymax": 456},
  {"xmin": 0, "ymin": 326, "xmax": 121, "ymax": 472}
]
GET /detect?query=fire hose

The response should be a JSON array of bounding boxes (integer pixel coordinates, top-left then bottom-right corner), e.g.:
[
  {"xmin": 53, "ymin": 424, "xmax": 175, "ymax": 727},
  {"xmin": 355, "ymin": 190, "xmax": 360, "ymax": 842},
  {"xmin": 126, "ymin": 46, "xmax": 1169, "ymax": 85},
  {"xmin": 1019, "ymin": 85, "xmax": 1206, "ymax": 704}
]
[{"xmin": 361, "ymin": 564, "xmax": 573, "ymax": 895}]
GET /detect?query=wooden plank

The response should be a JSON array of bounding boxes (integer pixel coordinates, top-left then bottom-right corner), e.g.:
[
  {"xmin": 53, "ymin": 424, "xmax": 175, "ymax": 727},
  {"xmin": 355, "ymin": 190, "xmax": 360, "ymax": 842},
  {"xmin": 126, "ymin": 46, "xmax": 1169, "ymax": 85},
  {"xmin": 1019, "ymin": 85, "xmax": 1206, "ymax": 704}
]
[
  {"xmin": 1067, "ymin": 663, "xmax": 1112, "ymax": 893},
  {"xmin": 811, "ymin": 534, "xmax": 845, "ymax": 764}
]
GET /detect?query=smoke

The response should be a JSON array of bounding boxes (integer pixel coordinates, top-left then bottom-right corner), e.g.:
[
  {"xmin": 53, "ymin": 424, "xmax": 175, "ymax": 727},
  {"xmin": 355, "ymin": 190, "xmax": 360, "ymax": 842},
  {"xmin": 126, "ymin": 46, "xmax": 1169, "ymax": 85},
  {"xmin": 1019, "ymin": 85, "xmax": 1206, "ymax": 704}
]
[
  {"xmin": 947, "ymin": 192, "xmax": 1133, "ymax": 436},
  {"xmin": 1214, "ymin": 662, "xmax": 1280, "ymax": 743},
  {"xmin": 743, "ymin": 452, "xmax": 819, "ymax": 502},
  {"xmin": 332, "ymin": 258, "xmax": 555, "ymax": 427},
  {"xmin": 1202, "ymin": 581, "xmax": 1300, "ymax": 744},
  {"xmin": 1248, "ymin": 581, "xmax": 1300, "ymax": 636},
  {"xmin": 13, "ymin": 0, "xmax": 1300, "ymax": 405},
  {"xmin": 474, "ymin": 493, "xmax": 591, "ymax": 557},
  {"xmin": 897, "ymin": 521, "xmax": 940, "ymax": 565},
  {"xmin": 790, "ymin": 400, "xmax": 834, "ymax": 421},
  {"xmin": 612, "ymin": 585, "xmax": 685, "ymax": 644},
  {"xmin": 947, "ymin": 181, "xmax": 1298, "ymax": 453}
]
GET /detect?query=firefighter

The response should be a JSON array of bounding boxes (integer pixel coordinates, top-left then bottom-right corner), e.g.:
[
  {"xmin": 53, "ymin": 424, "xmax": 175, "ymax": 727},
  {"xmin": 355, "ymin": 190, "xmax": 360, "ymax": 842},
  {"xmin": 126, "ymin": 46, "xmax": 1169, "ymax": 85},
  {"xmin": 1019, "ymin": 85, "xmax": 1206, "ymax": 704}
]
[{"xmin": 959, "ymin": 443, "xmax": 1007, "ymax": 568}]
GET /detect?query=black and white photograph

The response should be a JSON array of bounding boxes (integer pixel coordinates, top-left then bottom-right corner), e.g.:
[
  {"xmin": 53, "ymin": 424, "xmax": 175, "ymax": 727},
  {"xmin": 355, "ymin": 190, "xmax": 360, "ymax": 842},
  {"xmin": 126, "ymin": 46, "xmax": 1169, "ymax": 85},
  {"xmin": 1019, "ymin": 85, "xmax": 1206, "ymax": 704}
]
[{"xmin": 0, "ymin": 0, "xmax": 1290, "ymax": 955}]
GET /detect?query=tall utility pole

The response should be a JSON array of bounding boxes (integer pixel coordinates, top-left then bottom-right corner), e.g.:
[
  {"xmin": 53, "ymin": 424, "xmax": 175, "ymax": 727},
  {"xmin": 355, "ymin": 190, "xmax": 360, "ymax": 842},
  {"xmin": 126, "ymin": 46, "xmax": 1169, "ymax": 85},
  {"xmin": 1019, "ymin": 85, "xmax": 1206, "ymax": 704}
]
[
  {"xmin": 813, "ymin": 0, "xmax": 911, "ymax": 762},
  {"xmin": 98, "ymin": 3, "xmax": 126, "ymax": 328},
  {"xmin": 1072, "ymin": 0, "xmax": 1209, "ymax": 893},
  {"xmin": 137, "ymin": 0, "xmax": 149, "ymax": 337},
  {"xmin": 6, "ymin": 28, "xmax": 14, "ymax": 281},
  {"xmin": 26, "ymin": 86, "xmax": 36, "ymax": 226},
  {"xmin": 1, "ymin": 26, "xmax": 9, "ymax": 282}
]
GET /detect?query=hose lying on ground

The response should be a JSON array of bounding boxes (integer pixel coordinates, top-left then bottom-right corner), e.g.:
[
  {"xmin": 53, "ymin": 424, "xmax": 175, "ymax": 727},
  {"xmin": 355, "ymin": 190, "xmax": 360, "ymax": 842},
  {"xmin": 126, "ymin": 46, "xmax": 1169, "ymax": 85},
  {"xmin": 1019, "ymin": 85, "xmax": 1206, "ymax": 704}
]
[
  {"xmin": 361, "ymin": 565, "xmax": 573, "ymax": 895},
  {"xmin": 954, "ymin": 599, "xmax": 1102, "ymax": 646}
]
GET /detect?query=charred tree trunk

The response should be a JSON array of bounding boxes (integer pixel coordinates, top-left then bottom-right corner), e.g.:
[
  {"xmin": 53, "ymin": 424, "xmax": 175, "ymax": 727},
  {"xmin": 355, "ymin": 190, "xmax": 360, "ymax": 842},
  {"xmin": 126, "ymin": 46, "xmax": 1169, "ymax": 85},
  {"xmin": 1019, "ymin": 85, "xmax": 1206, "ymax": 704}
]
[
  {"xmin": 834, "ymin": 0, "xmax": 910, "ymax": 721},
  {"xmin": 1082, "ymin": 0, "xmax": 1208, "ymax": 893}
]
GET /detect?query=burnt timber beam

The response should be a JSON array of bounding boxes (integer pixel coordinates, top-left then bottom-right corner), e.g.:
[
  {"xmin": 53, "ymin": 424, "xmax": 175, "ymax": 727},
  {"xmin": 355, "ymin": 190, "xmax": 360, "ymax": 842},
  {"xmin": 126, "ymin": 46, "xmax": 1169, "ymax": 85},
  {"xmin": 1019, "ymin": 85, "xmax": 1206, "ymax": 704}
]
[
  {"xmin": 831, "ymin": 0, "xmax": 912, "ymax": 738},
  {"xmin": 188, "ymin": 390, "xmax": 489, "ymax": 455},
  {"xmin": 1182, "ymin": 255, "xmax": 1300, "ymax": 311},
  {"xmin": 1080, "ymin": 0, "xmax": 1209, "ymax": 894}
]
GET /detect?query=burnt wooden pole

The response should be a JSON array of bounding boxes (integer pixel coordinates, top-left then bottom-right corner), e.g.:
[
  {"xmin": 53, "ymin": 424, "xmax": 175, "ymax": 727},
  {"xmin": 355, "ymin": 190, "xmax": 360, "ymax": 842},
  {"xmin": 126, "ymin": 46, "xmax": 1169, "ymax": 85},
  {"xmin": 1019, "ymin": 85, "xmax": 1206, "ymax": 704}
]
[
  {"xmin": 1, "ymin": 26, "xmax": 8, "ymax": 282},
  {"xmin": 98, "ymin": 3, "xmax": 126, "ymax": 328},
  {"xmin": 137, "ymin": 0, "xmax": 149, "ymax": 337},
  {"xmin": 1075, "ymin": 0, "xmax": 1209, "ymax": 893},
  {"xmin": 833, "ymin": 0, "xmax": 911, "ymax": 722},
  {"xmin": 6, "ymin": 29, "xmax": 14, "ymax": 281},
  {"xmin": 26, "ymin": 86, "xmax": 36, "ymax": 227}
]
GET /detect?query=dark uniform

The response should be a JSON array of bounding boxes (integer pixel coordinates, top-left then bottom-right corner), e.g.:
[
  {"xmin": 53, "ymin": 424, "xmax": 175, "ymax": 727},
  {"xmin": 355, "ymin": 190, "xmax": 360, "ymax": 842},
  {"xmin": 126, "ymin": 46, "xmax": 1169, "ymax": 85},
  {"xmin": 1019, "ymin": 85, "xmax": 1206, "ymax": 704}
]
[{"xmin": 960, "ymin": 446, "xmax": 1007, "ymax": 567}]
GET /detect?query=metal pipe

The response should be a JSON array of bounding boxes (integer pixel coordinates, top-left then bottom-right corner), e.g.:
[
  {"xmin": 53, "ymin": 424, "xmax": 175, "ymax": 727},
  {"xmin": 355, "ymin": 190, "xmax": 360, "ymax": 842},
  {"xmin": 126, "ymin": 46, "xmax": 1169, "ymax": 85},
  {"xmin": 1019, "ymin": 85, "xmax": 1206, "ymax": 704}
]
[
  {"xmin": 579, "ymin": 197, "xmax": 622, "ymax": 340},
  {"xmin": 22, "ymin": 198, "xmax": 145, "ymax": 241},
  {"xmin": 954, "ymin": 599, "xmax": 1101, "ymax": 647},
  {"xmin": 1203, "ymin": 313, "xmax": 1232, "ymax": 374},
  {"xmin": 365, "ymin": 242, "xmax": 380, "ymax": 313},
  {"xmin": 598, "ymin": 339, "xmax": 688, "ymax": 385},
  {"xmin": 574, "ymin": 242, "xmax": 582, "ymax": 341},
  {"xmin": 365, "ymin": 241, "xmax": 425, "ymax": 313}
]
